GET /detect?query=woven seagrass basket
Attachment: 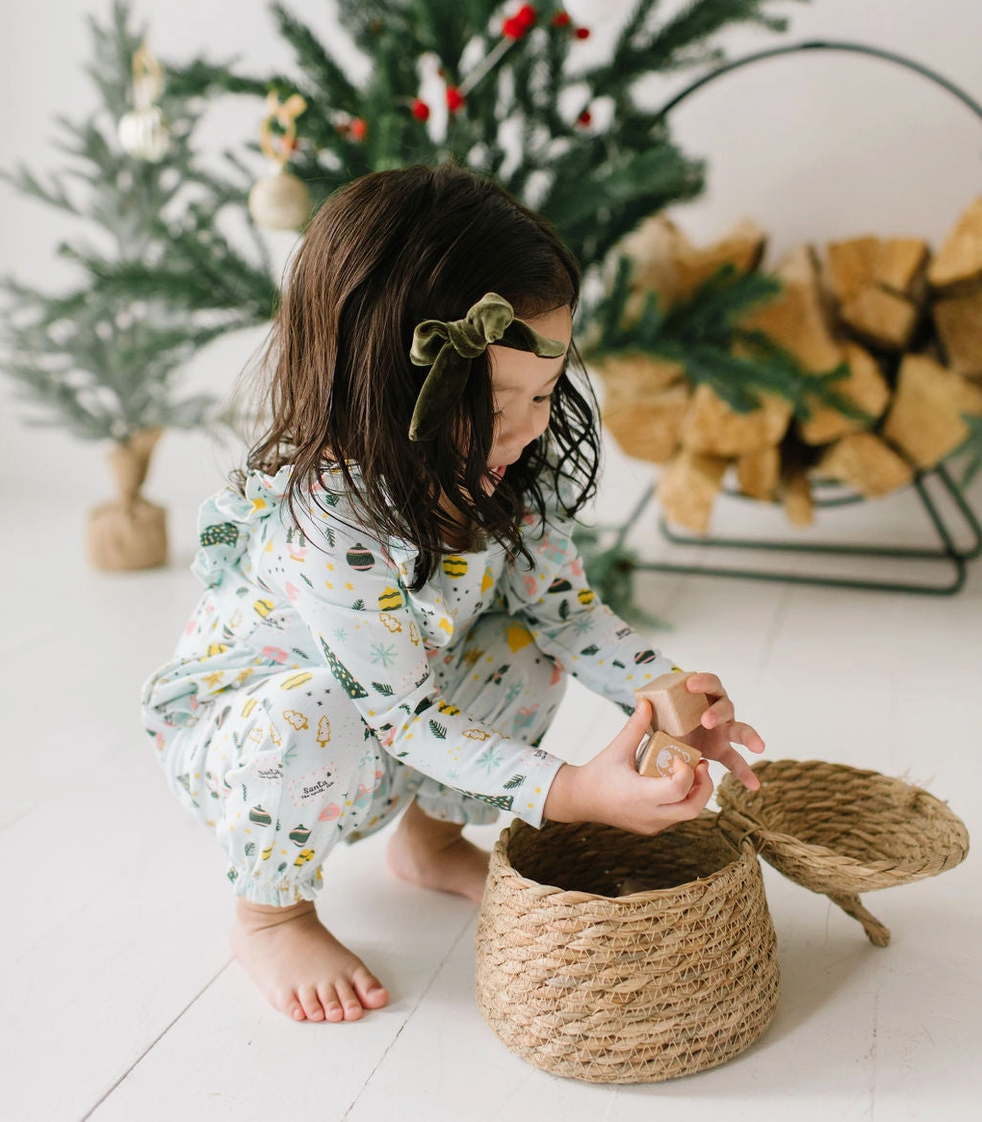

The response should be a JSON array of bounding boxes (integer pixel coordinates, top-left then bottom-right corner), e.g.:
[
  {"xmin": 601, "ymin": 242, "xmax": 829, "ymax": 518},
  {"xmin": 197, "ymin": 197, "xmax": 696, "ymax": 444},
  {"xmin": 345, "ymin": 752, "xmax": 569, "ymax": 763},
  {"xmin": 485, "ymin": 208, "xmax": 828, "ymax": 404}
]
[
  {"xmin": 475, "ymin": 812, "xmax": 780, "ymax": 1083},
  {"xmin": 475, "ymin": 759, "xmax": 968, "ymax": 1084}
]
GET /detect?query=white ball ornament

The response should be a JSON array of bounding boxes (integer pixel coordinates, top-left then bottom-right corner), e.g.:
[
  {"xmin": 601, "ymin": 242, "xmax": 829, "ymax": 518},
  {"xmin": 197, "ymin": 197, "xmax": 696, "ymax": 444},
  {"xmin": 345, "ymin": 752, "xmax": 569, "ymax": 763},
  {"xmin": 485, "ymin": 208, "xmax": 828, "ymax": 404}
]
[
  {"xmin": 118, "ymin": 105, "xmax": 171, "ymax": 162},
  {"xmin": 248, "ymin": 167, "xmax": 311, "ymax": 231}
]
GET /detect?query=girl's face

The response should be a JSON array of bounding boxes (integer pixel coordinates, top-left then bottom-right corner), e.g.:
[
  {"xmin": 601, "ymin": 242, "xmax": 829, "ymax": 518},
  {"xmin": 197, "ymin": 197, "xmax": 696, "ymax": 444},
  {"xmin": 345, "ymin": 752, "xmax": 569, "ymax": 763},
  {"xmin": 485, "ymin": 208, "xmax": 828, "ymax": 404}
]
[{"xmin": 485, "ymin": 304, "xmax": 572, "ymax": 489}]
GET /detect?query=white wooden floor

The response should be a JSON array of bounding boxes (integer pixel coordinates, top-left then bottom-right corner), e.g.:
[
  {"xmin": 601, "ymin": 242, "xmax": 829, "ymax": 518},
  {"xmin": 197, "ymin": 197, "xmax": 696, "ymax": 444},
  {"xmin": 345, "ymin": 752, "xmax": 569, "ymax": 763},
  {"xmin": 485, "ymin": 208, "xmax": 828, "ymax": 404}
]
[{"xmin": 2, "ymin": 435, "xmax": 980, "ymax": 1122}]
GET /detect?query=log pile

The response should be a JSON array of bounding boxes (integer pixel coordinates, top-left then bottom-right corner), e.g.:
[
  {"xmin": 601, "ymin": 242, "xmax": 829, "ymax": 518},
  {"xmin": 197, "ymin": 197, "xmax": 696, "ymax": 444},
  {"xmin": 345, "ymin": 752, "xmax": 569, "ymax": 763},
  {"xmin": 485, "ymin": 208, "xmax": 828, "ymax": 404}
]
[{"xmin": 598, "ymin": 199, "xmax": 982, "ymax": 533}]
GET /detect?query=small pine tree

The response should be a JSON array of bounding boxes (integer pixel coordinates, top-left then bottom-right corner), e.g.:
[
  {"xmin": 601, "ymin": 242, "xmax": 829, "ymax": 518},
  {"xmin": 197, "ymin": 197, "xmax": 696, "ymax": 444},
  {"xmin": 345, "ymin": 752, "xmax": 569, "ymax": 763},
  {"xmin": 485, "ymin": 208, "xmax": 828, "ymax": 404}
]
[
  {"xmin": 0, "ymin": 1, "xmax": 279, "ymax": 568},
  {"xmin": 0, "ymin": 1, "xmax": 277, "ymax": 448}
]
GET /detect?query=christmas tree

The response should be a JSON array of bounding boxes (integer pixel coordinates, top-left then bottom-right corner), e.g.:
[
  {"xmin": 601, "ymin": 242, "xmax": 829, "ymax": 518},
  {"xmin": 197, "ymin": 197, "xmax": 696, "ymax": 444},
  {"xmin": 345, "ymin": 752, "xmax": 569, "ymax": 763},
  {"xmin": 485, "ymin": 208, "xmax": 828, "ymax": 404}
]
[
  {"xmin": 0, "ymin": 1, "xmax": 278, "ymax": 568},
  {"xmin": 184, "ymin": 0, "xmax": 799, "ymax": 272}
]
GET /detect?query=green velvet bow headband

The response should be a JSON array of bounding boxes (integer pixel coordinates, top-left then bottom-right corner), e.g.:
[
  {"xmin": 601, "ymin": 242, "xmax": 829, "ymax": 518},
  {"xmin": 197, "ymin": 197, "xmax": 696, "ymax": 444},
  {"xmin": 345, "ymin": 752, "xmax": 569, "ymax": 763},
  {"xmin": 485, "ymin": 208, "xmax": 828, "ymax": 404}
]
[{"xmin": 408, "ymin": 292, "xmax": 567, "ymax": 442}]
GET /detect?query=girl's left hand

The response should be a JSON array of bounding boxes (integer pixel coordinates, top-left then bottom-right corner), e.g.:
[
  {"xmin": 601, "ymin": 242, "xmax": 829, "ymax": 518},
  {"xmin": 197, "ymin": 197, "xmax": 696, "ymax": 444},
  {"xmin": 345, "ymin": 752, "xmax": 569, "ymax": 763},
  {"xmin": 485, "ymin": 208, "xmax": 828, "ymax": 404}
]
[{"xmin": 678, "ymin": 672, "xmax": 765, "ymax": 790}]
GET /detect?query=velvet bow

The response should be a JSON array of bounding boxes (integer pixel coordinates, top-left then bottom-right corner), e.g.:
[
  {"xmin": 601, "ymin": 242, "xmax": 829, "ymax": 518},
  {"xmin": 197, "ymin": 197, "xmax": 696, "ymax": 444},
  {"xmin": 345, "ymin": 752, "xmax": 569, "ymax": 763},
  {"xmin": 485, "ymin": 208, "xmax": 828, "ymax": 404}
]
[{"xmin": 408, "ymin": 292, "xmax": 566, "ymax": 441}]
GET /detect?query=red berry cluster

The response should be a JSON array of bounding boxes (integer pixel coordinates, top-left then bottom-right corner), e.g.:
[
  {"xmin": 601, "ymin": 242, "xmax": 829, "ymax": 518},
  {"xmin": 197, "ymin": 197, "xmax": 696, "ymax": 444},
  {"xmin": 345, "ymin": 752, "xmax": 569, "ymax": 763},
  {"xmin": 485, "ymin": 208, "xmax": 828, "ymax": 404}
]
[
  {"xmin": 551, "ymin": 10, "xmax": 590, "ymax": 37},
  {"xmin": 502, "ymin": 4, "xmax": 538, "ymax": 39}
]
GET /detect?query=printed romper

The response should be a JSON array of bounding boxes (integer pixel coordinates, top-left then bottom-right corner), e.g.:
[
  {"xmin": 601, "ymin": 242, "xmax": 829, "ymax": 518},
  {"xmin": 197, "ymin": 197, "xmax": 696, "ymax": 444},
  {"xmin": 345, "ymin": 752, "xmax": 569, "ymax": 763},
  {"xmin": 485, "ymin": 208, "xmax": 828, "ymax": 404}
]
[{"xmin": 141, "ymin": 465, "xmax": 676, "ymax": 905}]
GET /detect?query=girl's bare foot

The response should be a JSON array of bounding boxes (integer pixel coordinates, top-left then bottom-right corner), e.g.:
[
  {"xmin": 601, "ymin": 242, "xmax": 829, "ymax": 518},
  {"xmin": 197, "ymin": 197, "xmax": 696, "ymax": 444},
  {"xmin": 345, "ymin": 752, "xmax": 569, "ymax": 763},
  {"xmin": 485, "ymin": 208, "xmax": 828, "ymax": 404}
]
[
  {"xmin": 230, "ymin": 898, "xmax": 389, "ymax": 1023},
  {"xmin": 386, "ymin": 799, "xmax": 490, "ymax": 903}
]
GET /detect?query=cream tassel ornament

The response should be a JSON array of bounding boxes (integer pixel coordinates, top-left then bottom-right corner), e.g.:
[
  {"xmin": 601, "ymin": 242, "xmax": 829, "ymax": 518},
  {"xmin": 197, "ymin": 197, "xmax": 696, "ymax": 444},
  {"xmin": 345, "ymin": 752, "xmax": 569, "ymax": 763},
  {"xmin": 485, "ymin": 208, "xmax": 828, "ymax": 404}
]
[{"xmin": 117, "ymin": 44, "xmax": 171, "ymax": 162}]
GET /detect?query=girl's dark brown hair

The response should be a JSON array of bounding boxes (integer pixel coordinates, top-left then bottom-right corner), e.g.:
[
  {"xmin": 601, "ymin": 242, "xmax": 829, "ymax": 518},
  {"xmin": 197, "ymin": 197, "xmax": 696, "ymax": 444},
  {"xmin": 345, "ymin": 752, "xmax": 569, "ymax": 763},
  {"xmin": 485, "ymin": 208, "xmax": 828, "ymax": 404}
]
[{"xmin": 242, "ymin": 163, "xmax": 600, "ymax": 589}]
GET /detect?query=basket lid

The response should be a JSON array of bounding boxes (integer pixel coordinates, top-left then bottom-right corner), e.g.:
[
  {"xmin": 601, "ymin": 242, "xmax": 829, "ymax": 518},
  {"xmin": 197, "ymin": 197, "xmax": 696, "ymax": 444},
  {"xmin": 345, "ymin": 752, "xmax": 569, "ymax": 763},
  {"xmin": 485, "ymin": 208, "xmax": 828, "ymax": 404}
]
[{"xmin": 715, "ymin": 758, "xmax": 970, "ymax": 945}]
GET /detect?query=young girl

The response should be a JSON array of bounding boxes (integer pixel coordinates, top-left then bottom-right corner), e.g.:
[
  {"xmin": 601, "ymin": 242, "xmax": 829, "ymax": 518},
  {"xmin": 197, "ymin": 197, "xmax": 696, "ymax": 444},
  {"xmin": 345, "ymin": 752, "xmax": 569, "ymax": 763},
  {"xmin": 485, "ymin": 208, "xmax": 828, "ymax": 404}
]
[{"xmin": 142, "ymin": 164, "xmax": 764, "ymax": 1026}]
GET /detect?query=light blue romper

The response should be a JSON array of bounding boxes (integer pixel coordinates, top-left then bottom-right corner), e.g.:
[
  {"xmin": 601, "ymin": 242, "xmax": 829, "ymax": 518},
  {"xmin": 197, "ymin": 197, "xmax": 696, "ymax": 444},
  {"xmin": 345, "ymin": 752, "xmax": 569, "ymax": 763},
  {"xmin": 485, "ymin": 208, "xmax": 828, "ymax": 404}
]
[{"xmin": 141, "ymin": 464, "xmax": 676, "ymax": 905}]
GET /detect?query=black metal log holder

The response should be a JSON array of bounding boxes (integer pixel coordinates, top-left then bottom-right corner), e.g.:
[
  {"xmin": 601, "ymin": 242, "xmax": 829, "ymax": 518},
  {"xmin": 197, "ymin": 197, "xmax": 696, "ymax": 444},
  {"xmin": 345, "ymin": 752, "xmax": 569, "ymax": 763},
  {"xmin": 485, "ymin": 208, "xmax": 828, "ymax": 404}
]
[{"xmin": 609, "ymin": 40, "xmax": 982, "ymax": 596}]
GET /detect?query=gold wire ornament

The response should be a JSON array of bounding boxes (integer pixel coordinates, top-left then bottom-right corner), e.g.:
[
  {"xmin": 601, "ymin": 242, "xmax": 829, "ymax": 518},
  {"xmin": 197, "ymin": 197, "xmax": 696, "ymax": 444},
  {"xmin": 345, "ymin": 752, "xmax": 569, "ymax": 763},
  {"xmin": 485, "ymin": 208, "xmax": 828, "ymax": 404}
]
[
  {"xmin": 248, "ymin": 92, "xmax": 312, "ymax": 231},
  {"xmin": 117, "ymin": 43, "xmax": 171, "ymax": 162}
]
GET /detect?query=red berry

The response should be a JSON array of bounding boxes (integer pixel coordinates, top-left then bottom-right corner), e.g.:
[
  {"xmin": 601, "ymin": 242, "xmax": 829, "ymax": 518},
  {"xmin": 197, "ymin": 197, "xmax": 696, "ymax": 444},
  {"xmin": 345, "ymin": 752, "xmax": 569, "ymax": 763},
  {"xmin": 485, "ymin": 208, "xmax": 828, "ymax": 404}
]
[
  {"xmin": 446, "ymin": 86, "xmax": 465, "ymax": 112},
  {"xmin": 577, "ymin": 109, "xmax": 592, "ymax": 126},
  {"xmin": 502, "ymin": 16, "xmax": 524, "ymax": 38},
  {"xmin": 575, "ymin": 26, "xmax": 591, "ymax": 39},
  {"xmin": 350, "ymin": 117, "xmax": 367, "ymax": 141},
  {"xmin": 551, "ymin": 11, "xmax": 572, "ymax": 27},
  {"xmin": 516, "ymin": 4, "xmax": 538, "ymax": 29},
  {"xmin": 411, "ymin": 98, "xmax": 430, "ymax": 122}
]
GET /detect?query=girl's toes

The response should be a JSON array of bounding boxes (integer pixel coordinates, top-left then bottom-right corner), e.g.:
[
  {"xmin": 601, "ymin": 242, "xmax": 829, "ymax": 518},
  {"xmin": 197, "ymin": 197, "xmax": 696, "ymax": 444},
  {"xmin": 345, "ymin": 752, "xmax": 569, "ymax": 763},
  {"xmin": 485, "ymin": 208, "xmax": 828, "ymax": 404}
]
[
  {"xmin": 277, "ymin": 988, "xmax": 307, "ymax": 1021},
  {"xmin": 317, "ymin": 984, "xmax": 345, "ymax": 1023},
  {"xmin": 334, "ymin": 979, "xmax": 364, "ymax": 1021},
  {"xmin": 354, "ymin": 967, "xmax": 389, "ymax": 1009},
  {"xmin": 297, "ymin": 985, "xmax": 326, "ymax": 1022}
]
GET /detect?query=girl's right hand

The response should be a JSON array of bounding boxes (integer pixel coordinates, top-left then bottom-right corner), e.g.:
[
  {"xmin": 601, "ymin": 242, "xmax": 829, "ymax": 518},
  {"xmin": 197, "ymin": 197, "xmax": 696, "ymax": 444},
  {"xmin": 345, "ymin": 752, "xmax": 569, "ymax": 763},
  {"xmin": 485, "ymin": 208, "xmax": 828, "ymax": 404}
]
[{"xmin": 542, "ymin": 699, "xmax": 714, "ymax": 835}]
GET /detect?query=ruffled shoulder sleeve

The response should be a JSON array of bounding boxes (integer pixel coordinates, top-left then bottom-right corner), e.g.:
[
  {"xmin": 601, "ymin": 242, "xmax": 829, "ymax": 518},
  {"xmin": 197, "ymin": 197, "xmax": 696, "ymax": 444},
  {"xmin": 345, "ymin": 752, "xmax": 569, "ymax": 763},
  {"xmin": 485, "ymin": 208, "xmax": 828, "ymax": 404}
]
[{"xmin": 191, "ymin": 467, "xmax": 291, "ymax": 588}]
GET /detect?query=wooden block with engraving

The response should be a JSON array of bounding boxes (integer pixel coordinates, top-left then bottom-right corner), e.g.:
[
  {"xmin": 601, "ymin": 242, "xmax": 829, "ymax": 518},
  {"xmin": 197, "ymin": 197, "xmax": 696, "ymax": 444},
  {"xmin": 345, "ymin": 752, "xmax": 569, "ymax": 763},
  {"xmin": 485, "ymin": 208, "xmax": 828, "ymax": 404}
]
[
  {"xmin": 637, "ymin": 730, "xmax": 703, "ymax": 779},
  {"xmin": 635, "ymin": 671, "xmax": 709, "ymax": 738}
]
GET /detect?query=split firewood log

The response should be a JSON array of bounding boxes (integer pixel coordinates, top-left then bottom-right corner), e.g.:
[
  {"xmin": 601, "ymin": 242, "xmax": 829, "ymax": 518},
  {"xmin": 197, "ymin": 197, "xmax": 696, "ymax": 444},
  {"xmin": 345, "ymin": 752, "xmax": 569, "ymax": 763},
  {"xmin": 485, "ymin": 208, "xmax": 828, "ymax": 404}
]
[
  {"xmin": 674, "ymin": 217, "xmax": 767, "ymax": 301},
  {"xmin": 679, "ymin": 383, "xmax": 792, "ymax": 457},
  {"xmin": 826, "ymin": 236, "xmax": 928, "ymax": 302},
  {"xmin": 927, "ymin": 196, "xmax": 982, "ymax": 291},
  {"xmin": 780, "ymin": 460, "xmax": 814, "ymax": 526},
  {"xmin": 742, "ymin": 246, "xmax": 844, "ymax": 371},
  {"xmin": 616, "ymin": 215, "xmax": 766, "ymax": 315},
  {"xmin": 656, "ymin": 449, "xmax": 729, "ymax": 533},
  {"xmin": 875, "ymin": 238, "xmax": 930, "ymax": 294},
  {"xmin": 798, "ymin": 342, "xmax": 891, "ymax": 445},
  {"xmin": 839, "ymin": 284, "xmax": 919, "ymax": 351},
  {"xmin": 932, "ymin": 286, "xmax": 982, "ymax": 378},
  {"xmin": 597, "ymin": 355, "xmax": 688, "ymax": 463},
  {"xmin": 881, "ymin": 354, "xmax": 982, "ymax": 468},
  {"xmin": 815, "ymin": 432, "xmax": 913, "ymax": 497},
  {"xmin": 736, "ymin": 446, "xmax": 781, "ymax": 502}
]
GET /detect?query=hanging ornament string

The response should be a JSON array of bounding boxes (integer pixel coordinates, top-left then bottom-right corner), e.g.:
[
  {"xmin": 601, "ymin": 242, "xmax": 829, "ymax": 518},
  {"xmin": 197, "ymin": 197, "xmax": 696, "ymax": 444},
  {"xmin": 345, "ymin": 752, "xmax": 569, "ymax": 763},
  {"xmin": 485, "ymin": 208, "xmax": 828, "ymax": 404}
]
[
  {"xmin": 117, "ymin": 42, "xmax": 171, "ymax": 162},
  {"xmin": 258, "ymin": 91, "xmax": 309, "ymax": 167},
  {"xmin": 248, "ymin": 91, "xmax": 312, "ymax": 232},
  {"xmin": 131, "ymin": 44, "xmax": 165, "ymax": 111}
]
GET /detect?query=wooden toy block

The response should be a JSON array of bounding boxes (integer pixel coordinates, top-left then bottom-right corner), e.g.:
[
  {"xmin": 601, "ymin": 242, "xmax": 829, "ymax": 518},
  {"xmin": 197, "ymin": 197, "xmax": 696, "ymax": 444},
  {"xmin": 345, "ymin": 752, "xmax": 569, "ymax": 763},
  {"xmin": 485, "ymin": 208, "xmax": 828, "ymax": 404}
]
[
  {"xmin": 634, "ymin": 671, "xmax": 708, "ymax": 738},
  {"xmin": 637, "ymin": 730, "xmax": 703, "ymax": 779}
]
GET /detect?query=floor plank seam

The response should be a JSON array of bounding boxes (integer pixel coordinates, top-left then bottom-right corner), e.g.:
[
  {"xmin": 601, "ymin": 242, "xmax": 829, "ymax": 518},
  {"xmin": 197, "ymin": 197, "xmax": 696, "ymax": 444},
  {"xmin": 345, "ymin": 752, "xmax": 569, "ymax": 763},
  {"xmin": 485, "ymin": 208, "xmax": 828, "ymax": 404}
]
[
  {"xmin": 340, "ymin": 906, "xmax": 478, "ymax": 1121},
  {"xmin": 76, "ymin": 959, "xmax": 232, "ymax": 1122}
]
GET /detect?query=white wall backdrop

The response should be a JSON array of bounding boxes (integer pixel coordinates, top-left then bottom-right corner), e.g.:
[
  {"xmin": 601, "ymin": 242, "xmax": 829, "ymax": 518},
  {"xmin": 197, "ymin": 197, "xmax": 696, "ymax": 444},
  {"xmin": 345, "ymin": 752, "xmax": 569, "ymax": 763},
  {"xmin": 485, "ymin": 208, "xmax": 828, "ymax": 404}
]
[{"xmin": 2, "ymin": 0, "xmax": 981, "ymax": 511}]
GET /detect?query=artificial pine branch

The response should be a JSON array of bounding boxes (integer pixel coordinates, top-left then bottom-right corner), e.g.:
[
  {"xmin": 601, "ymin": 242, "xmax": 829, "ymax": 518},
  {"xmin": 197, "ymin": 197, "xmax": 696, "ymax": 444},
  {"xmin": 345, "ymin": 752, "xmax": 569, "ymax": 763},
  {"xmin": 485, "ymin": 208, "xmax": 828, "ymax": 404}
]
[{"xmin": 581, "ymin": 257, "xmax": 865, "ymax": 423}]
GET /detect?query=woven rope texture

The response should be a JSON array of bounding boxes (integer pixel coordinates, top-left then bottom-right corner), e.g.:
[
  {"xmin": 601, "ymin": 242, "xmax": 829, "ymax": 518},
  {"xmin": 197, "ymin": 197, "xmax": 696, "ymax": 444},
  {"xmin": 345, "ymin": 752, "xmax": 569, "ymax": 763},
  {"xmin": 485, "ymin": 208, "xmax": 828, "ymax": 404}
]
[{"xmin": 475, "ymin": 813, "xmax": 780, "ymax": 1083}]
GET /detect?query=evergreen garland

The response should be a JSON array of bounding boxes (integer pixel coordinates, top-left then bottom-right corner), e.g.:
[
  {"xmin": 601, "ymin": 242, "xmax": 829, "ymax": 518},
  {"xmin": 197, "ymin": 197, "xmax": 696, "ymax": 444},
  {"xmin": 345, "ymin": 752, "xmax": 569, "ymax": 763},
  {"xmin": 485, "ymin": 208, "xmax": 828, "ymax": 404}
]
[{"xmin": 0, "ymin": 1, "xmax": 278, "ymax": 444}]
